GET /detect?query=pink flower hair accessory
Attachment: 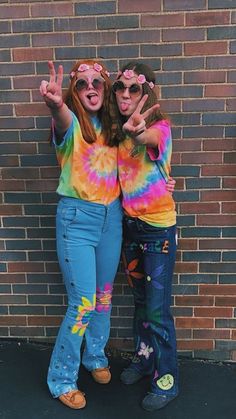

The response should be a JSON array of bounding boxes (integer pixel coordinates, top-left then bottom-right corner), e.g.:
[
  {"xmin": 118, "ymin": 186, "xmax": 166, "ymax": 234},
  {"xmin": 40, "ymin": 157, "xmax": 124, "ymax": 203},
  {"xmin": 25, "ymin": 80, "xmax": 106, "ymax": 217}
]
[
  {"xmin": 70, "ymin": 62, "xmax": 109, "ymax": 79},
  {"xmin": 119, "ymin": 70, "xmax": 155, "ymax": 89},
  {"xmin": 123, "ymin": 69, "xmax": 135, "ymax": 79}
]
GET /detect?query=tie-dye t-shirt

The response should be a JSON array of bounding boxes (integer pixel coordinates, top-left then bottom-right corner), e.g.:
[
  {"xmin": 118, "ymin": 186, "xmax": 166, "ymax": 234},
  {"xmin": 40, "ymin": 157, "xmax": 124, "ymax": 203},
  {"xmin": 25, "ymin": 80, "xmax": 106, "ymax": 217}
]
[
  {"xmin": 53, "ymin": 112, "xmax": 120, "ymax": 205},
  {"xmin": 118, "ymin": 119, "xmax": 176, "ymax": 227}
]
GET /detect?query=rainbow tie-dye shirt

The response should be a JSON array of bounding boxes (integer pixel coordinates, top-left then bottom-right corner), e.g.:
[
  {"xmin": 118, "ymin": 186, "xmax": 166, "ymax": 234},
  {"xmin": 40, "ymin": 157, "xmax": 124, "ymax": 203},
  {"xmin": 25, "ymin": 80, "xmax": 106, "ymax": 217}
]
[
  {"xmin": 53, "ymin": 112, "xmax": 120, "ymax": 205},
  {"xmin": 118, "ymin": 119, "xmax": 176, "ymax": 227}
]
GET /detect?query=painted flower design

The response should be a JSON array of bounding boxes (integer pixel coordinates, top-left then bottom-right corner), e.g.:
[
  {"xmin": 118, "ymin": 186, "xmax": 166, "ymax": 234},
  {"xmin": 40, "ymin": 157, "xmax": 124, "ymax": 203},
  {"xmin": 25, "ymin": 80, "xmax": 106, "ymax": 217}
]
[
  {"xmin": 96, "ymin": 283, "xmax": 112, "ymax": 312},
  {"xmin": 122, "ymin": 253, "xmax": 144, "ymax": 288},
  {"xmin": 71, "ymin": 294, "xmax": 95, "ymax": 336},
  {"xmin": 123, "ymin": 69, "xmax": 135, "ymax": 79},
  {"xmin": 138, "ymin": 342, "xmax": 154, "ymax": 360}
]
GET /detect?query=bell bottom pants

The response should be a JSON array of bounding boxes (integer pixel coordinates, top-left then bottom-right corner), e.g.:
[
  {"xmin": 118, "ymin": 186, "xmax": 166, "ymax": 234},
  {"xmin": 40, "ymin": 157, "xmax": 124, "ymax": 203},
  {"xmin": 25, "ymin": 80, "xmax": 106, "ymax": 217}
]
[
  {"xmin": 47, "ymin": 197, "xmax": 123, "ymax": 398},
  {"xmin": 122, "ymin": 216, "xmax": 178, "ymax": 397}
]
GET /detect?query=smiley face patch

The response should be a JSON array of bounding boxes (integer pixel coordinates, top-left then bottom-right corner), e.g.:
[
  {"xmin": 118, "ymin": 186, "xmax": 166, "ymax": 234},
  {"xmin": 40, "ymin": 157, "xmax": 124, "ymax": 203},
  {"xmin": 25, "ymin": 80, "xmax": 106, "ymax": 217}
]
[{"xmin": 156, "ymin": 374, "xmax": 174, "ymax": 390}]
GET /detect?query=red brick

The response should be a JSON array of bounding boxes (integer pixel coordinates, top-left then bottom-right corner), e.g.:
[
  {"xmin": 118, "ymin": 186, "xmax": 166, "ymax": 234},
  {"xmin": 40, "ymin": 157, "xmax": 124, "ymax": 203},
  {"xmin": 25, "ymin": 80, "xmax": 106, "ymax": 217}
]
[
  {"xmin": 142, "ymin": 13, "xmax": 184, "ymax": 27},
  {"xmin": 178, "ymin": 239, "xmax": 198, "ymax": 250},
  {"xmin": 0, "ymin": 316, "xmax": 27, "ymax": 326},
  {"xmin": 174, "ymin": 262, "xmax": 198, "ymax": 274},
  {"xmin": 194, "ymin": 307, "xmax": 233, "ymax": 317},
  {"xmin": 177, "ymin": 340, "xmax": 213, "ymax": 350},
  {"xmin": 180, "ymin": 203, "xmax": 220, "ymax": 214},
  {"xmin": 194, "ymin": 329, "xmax": 230, "ymax": 339},
  {"xmin": 8, "ymin": 262, "xmax": 44, "ymax": 273},
  {"xmin": 186, "ymin": 11, "xmax": 230, "ymax": 26},
  {"xmin": 159, "ymin": 99, "xmax": 181, "ymax": 112},
  {"xmin": 203, "ymin": 139, "xmax": 236, "ymax": 151},
  {"xmin": 175, "ymin": 296, "xmax": 214, "ymax": 306},
  {"xmin": 199, "ymin": 239, "xmax": 236, "ymax": 250},
  {"xmin": 28, "ymin": 316, "xmax": 62, "ymax": 326},
  {"xmin": 226, "ymin": 99, "xmax": 236, "ymax": 111},
  {"xmin": 205, "ymin": 85, "xmax": 236, "ymax": 97},
  {"xmin": 119, "ymin": 0, "xmax": 161, "ymax": 12},
  {"xmin": 197, "ymin": 214, "xmax": 236, "ymax": 226},
  {"xmin": 25, "ymin": 180, "xmax": 58, "ymax": 192},
  {"xmin": 185, "ymin": 42, "xmax": 227, "ymax": 56},
  {"xmin": 176, "ymin": 328, "xmax": 192, "ymax": 339},
  {"xmin": 15, "ymin": 104, "xmax": 49, "ymax": 117},
  {"xmin": 222, "ymin": 202, "xmax": 236, "ymax": 213},
  {"xmin": 184, "ymin": 71, "xmax": 225, "ymax": 84},
  {"xmin": 223, "ymin": 178, "xmax": 236, "ymax": 188},
  {"xmin": 0, "ymin": 5, "xmax": 29, "ymax": 18},
  {"xmin": 0, "ymin": 180, "xmax": 25, "ymax": 191},
  {"xmin": 176, "ymin": 318, "xmax": 214, "ymax": 328},
  {"xmin": 31, "ymin": 3, "xmax": 73, "ymax": 17},
  {"xmin": 232, "ymin": 330, "xmax": 236, "ymax": 340},
  {"xmin": 40, "ymin": 167, "xmax": 60, "ymax": 179},
  {"xmin": 0, "ymin": 205, "xmax": 22, "ymax": 216},
  {"xmin": 13, "ymin": 48, "xmax": 53, "ymax": 62},
  {"xmin": 173, "ymin": 139, "xmax": 201, "ymax": 152},
  {"xmin": 200, "ymin": 285, "xmax": 236, "ymax": 296},
  {"xmin": 0, "ymin": 274, "xmax": 26, "ymax": 283},
  {"xmin": 181, "ymin": 152, "xmax": 222, "ymax": 164},
  {"xmin": 201, "ymin": 190, "xmax": 236, "ymax": 201},
  {"xmin": 215, "ymin": 297, "xmax": 236, "ymax": 306},
  {"xmin": 202, "ymin": 165, "xmax": 236, "ymax": 176}
]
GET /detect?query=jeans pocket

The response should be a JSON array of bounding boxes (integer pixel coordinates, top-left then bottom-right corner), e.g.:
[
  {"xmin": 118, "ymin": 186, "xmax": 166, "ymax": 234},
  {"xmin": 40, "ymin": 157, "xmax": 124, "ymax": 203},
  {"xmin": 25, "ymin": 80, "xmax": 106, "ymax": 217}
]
[{"xmin": 60, "ymin": 206, "xmax": 78, "ymax": 227}]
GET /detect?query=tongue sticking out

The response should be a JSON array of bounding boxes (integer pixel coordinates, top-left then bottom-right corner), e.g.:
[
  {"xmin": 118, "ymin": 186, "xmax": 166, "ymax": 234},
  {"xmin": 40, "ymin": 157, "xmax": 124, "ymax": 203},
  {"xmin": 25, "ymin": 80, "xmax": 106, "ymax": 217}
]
[
  {"xmin": 120, "ymin": 103, "xmax": 129, "ymax": 111},
  {"xmin": 90, "ymin": 96, "xmax": 99, "ymax": 105}
]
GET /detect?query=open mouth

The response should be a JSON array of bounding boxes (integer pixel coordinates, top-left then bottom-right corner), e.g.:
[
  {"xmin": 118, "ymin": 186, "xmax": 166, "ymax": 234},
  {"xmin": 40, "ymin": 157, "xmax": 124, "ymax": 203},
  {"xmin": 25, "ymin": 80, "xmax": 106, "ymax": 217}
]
[
  {"xmin": 120, "ymin": 102, "xmax": 130, "ymax": 111},
  {"xmin": 87, "ymin": 92, "xmax": 99, "ymax": 105}
]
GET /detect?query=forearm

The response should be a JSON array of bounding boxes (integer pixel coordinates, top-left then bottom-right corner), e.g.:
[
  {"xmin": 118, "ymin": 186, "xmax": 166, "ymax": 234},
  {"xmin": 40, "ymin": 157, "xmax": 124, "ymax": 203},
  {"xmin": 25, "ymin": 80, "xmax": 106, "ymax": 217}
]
[
  {"xmin": 133, "ymin": 127, "xmax": 160, "ymax": 148},
  {"xmin": 49, "ymin": 102, "xmax": 72, "ymax": 135}
]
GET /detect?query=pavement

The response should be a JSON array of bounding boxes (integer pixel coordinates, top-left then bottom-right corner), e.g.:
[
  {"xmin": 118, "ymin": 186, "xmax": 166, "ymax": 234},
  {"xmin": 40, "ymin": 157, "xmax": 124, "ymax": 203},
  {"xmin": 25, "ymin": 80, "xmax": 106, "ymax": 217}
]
[{"xmin": 0, "ymin": 341, "xmax": 236, "ymax": 419}]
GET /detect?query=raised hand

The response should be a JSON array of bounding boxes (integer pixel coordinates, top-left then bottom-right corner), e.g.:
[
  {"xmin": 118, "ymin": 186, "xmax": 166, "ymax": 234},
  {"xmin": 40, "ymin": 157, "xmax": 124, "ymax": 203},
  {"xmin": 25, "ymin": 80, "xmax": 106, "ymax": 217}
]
[
  {"xmin": 122, "ymin": 94, "xmax": 160, "ymax": 139},
  {"xmin": 39, "ymin": 61, "xmax": 64, "ymax": 109}
]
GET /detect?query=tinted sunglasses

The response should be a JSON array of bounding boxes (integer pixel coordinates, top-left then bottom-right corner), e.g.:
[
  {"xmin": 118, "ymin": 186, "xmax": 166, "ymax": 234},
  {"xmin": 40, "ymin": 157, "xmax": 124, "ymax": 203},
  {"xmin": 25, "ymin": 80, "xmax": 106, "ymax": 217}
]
[
  {"xmin": 76, "ymin": 77, "xmax": 105, "ymax": 91},
  {"xmin": 112, "ymin": 80, "xmax": 142, "ymax": 96}
]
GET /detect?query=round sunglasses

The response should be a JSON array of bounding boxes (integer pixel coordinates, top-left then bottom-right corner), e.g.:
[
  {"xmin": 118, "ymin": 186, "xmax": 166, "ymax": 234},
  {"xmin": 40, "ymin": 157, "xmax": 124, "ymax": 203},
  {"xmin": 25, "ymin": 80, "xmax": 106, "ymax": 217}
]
[
  {"xmin": 112, "ymin": 80, "xmax": 142, "ymax": 96},
  {"xmin": 75, "ymin": 77, "xmax": 105, "ymax": 91}
]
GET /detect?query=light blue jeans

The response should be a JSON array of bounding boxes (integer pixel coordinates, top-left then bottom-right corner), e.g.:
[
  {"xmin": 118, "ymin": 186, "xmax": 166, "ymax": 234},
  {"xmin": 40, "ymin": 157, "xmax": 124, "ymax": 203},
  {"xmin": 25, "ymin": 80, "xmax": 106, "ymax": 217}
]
[{"xmin": 47, "ymin": 196, "xmax": 123, "ymax": 398}]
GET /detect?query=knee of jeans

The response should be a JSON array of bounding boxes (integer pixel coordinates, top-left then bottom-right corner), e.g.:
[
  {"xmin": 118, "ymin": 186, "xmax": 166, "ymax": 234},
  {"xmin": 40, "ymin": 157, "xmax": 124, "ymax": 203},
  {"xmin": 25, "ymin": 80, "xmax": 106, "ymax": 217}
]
[{"xmin": 96, "ymin": 284, "xmax": 113, "ymax": 312}]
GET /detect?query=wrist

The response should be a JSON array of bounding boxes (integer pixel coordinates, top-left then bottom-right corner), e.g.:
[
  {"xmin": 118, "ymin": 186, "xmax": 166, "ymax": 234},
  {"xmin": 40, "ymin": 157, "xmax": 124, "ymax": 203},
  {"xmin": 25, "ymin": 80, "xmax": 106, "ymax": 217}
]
[{"xmin": 47, "ymin": 99, "xmax": 64, "ymax": 110}]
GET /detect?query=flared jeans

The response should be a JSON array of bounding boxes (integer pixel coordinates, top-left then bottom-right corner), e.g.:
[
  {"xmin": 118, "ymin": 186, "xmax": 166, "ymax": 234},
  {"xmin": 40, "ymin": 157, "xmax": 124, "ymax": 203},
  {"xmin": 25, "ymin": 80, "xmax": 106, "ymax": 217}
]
[
  {"xmin": 47, "ymin": 197, "xmax": 123, "ymax": 398},
  {"xmin": 122, "ymin": 217, "xmax": 178, "ymax": 397}
]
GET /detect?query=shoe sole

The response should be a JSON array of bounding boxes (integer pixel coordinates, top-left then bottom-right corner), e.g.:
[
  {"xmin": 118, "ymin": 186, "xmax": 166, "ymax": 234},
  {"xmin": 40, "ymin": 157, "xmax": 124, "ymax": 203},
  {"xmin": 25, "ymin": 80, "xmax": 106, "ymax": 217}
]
[{"xmin": 59, "ymin": 395, "xmax": 86, "ymax": 409}]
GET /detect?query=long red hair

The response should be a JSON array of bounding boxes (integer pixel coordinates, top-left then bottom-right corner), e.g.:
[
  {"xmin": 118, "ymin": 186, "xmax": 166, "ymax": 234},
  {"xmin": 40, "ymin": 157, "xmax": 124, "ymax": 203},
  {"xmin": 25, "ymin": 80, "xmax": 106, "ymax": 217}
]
[{"xmin": 63, "ymin": 59, "xmax": 113, "ymax": 146}]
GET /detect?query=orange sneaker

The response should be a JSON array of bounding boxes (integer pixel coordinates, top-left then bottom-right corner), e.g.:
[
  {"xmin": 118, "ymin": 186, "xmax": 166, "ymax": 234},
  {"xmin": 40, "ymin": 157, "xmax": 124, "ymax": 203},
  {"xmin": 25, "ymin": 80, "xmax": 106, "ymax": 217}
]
[
  {"xmin": 91, "ymin": 367, "xmax": 111, "ymax": 384},
  {"xmin": 58, "ymin": 390, "xmax": 86, "ymax": 409}
]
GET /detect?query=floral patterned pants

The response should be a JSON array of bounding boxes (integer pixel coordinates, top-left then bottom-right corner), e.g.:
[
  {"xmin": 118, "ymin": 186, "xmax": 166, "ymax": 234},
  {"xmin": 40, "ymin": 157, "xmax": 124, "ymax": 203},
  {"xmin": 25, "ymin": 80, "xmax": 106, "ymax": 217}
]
[
  {"xmin": 47, "ymin": 197, "xmax": 123, "ymax": 398},
  {"xmin": 122, "ymin": 217, "xmax": 179, "ymax": 396}
]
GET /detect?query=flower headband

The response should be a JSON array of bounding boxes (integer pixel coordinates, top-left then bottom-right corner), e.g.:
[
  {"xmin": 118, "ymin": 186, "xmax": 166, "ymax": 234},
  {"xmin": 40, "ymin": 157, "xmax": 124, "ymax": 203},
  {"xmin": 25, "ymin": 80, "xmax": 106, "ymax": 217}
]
[
  {"xmin": 70, "ymin": 63, "xmax": 110, "ymax": 79},
  {"xmin": 117, "ymin": 69, "xmax": 154, "ymax": 89}
]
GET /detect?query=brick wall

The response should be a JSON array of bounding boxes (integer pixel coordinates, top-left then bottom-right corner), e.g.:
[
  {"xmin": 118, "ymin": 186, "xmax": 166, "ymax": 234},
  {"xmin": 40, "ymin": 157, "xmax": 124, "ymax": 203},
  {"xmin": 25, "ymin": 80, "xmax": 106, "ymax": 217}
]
[{"xmin": 0, "ymin": 0, "xmax": 236, "ymax": 361}]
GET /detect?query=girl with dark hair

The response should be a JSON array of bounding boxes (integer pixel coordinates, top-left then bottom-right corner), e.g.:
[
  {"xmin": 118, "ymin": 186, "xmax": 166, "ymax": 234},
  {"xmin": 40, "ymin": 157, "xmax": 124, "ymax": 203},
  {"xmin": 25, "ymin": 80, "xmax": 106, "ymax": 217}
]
[
  {"xmin": 111, "ymin": 61, "xmax": 179, "ymax": 412},
  {"xmin": 39, "ymin": 60, "xmax": 123, "ymax": 409}
]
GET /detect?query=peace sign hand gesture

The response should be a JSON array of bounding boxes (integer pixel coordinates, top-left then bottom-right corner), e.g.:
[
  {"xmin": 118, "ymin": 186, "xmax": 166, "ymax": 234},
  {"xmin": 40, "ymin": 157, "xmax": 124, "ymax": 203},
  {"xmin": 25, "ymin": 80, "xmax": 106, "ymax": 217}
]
[
  {"xmin": 39, "ymin": 61, "xmax": 64, "ymax": 109},
  {"xmin": 122, "ymin": 94, "xmax": 160, "ymax": 143}
]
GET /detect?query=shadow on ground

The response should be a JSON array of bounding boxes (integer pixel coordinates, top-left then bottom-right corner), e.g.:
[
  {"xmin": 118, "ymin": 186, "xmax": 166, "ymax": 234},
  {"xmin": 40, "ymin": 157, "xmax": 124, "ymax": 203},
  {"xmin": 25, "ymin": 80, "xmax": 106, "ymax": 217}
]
[{"xmin": 0, "ymin": 341, "xmax": 235, "ymax": 419}]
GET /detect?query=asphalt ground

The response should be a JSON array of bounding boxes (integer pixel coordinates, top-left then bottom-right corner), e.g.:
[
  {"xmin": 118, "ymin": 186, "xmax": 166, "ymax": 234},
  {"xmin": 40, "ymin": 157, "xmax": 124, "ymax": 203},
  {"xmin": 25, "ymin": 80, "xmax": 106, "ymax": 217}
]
[{"xmin": 0, "ymin": 341, "xmax": 236, "ymax": 419}]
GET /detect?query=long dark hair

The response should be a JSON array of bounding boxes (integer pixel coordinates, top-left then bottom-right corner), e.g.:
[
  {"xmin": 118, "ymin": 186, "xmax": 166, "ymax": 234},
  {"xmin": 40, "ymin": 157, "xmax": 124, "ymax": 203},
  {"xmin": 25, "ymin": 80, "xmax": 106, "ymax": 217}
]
[
  {"xmin": 110, "ymin": 61, "xmax": 167, "ymax": 144},
  {"xmin": 63, "ymin": 59, "xmax": 113, "ymax": 146}
]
